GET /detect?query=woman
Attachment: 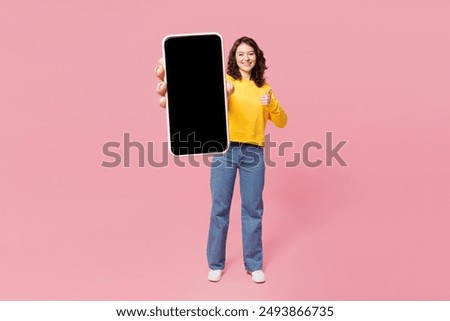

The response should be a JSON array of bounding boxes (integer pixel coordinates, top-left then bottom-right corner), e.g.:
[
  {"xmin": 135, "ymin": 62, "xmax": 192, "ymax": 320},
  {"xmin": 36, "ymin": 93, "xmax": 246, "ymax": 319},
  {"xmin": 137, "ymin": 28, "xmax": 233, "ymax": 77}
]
[{"xmin": 156, "ymin": 36, "xmax": 287, "ymax": 283}]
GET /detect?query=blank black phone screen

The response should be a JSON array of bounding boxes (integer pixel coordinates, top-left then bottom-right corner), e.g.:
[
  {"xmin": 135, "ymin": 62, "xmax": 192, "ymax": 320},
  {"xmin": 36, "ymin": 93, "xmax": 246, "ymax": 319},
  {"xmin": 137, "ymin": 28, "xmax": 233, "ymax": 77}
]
[{"xmin": 163, "ymin": 34, "xmax": 228, "ymax": 156}]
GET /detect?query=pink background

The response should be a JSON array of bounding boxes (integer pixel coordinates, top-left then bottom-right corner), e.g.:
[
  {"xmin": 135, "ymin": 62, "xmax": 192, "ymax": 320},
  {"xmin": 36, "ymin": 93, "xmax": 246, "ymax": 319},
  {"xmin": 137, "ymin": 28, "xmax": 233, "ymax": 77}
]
[{"xmin": 1, "ymin": 0, "xmax": 449, "ymax": 300}]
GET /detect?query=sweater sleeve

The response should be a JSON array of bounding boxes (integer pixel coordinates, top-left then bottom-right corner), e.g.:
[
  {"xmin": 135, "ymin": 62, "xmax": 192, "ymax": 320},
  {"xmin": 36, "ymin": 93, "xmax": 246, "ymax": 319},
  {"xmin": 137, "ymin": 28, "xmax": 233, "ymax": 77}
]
[{"xmin": 265, "ymin": 89, "xmax": 287, "ymax": 128}]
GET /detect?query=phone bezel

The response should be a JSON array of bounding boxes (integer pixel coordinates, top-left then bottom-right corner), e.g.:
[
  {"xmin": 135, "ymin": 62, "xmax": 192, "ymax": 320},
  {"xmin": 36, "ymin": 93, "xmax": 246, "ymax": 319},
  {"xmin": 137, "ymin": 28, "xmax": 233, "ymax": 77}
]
[{"xmin": 162, "ymin": 32, "xmax": 230, "ymax": 157}]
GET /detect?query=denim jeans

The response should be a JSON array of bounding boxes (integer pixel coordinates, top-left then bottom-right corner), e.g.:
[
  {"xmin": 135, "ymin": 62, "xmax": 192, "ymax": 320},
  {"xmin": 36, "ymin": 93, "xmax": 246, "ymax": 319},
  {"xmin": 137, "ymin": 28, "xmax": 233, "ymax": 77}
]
[{"xmin": 207, "ymin": 142, "xmax": 265, "ymax": 272}]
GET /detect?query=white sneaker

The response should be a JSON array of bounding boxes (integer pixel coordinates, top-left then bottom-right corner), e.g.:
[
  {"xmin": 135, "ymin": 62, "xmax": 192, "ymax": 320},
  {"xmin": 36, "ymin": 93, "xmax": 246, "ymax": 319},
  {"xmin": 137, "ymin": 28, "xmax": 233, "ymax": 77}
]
[
  {"xmin": 208, "ymin": 269, "xmax": 223, "ymax": 282},
  {"xmin": 249, "ymin": 270, "xmax": 266, "ymax": 283}
]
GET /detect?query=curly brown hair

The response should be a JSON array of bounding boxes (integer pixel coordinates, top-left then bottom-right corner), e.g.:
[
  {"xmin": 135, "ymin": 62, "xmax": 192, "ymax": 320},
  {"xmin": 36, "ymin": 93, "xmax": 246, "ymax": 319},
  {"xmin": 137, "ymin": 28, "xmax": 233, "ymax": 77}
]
[{"xmin": 227, "ymin": 36, "xmax": 268, "ymax": 88}]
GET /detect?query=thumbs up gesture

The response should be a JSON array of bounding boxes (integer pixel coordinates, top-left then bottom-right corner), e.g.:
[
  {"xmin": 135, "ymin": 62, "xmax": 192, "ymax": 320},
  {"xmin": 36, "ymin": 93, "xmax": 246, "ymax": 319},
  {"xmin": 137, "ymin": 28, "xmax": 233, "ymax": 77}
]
[{"xmin": 260, "ymin": 89, "xmax": 272, "ymax": 106}]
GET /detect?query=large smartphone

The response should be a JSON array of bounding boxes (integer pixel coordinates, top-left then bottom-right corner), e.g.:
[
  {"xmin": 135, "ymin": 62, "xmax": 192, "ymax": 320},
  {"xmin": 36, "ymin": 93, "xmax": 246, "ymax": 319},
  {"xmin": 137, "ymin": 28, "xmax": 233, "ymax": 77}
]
[{"xmin": 162, "ymin": 33, "xmax": 229, "ymax": 156}]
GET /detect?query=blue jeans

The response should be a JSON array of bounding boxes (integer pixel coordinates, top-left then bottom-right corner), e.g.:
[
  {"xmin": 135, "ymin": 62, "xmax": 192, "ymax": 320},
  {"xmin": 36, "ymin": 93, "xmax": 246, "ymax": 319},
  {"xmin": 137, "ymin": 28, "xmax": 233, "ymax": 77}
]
[{"xmin": 207, "ymin": 142, "xmax": 265, "ymax": 272}]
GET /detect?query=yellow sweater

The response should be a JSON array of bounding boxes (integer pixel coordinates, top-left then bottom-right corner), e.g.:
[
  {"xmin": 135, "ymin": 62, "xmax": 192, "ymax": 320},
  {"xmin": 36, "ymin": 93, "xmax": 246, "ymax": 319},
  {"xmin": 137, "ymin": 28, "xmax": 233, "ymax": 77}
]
[{"xmin": 226, "ymin": 74, "xmax": 287, "ymax": 146}]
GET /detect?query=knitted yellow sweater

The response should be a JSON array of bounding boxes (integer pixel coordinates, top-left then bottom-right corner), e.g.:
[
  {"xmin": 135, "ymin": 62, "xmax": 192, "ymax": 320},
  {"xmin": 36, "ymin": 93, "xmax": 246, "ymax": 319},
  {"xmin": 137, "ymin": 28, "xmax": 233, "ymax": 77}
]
[{"xmin": 226, "ymin": 74, "xmax": 287, "ymax": 146}]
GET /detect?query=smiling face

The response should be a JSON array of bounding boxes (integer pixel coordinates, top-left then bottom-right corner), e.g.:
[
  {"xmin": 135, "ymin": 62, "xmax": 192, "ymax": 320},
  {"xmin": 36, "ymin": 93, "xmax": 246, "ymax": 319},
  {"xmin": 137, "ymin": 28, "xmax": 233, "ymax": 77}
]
[{"xmin": 235, "ymin": 43, "xmax": 256, "ymax": 79}]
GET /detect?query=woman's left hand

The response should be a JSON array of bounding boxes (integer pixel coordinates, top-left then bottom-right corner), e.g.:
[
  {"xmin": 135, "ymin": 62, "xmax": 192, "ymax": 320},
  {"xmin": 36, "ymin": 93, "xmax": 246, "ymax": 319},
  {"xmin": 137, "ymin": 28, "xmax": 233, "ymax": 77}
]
[{"xmin": 260, "ymin": 89, "xmax": 272, "ymax": 106}]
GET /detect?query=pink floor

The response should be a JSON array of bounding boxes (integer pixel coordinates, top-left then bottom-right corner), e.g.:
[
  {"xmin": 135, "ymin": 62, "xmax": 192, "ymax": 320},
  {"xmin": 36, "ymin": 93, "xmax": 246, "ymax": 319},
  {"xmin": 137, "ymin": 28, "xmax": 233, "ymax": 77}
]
[{"xmin": 1, "ymin": 0, "xmax": 450, "ymax": 300}]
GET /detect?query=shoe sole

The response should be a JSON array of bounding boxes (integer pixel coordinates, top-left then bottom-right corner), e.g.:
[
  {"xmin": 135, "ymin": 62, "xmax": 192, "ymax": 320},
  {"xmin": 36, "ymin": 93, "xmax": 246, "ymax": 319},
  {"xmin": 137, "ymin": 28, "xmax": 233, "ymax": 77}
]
[{"xmin": 208, "ymin": 277, "xmax": 221, "ymax": 282}]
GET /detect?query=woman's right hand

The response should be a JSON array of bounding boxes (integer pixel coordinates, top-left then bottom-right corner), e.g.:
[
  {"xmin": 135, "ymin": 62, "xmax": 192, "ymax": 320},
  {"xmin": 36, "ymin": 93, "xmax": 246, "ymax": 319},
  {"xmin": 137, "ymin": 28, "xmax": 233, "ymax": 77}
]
[
  {"xmin": 155, "ymin": 58, "xmax": 167, "ymax": 108},
  {"xmin": 155, "ymin": 58, "xmax": 234, "ymax": 109}
]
